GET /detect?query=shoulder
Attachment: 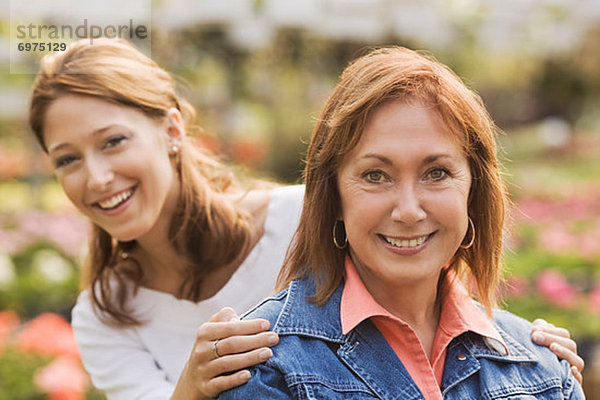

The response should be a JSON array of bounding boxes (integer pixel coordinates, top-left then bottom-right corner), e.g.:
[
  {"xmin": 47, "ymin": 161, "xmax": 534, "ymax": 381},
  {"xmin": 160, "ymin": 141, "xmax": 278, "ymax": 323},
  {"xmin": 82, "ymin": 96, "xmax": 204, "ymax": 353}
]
[
  {"xmin": 240, "ymin": 284, "xmax": 291, "ymax": 329},
  {"xmin": 71, "ymin": 288, "xmax": 136, "ymax": 339},
  {"xmin": 486, "ymin": 309, "xmax": 584, "ymax": 398},
  {"xmin": 237, "ymin": 184, "xmax": 304, "ymax": 229},
  {"xmin": 71, "ymin": 288, "xmax": 103, "ymax": 329},
  {"xmin": 72, "ymin": 282, "xmax": 152, "ymax": 338},
  {"xmin": 220, "ymin": 286, "xmax": 294, "ymax": 399},
  {"xmin": 490, "ymin": 308, "xmax": 565, "ymax": 364},
  {"xmin": 256, "ymin": 184, "xmax": 304, "ymax": 245},
  {"xmin": 491, "ymin": 308, "xmax": 559, "ymax": 365},
  {"xmin": 71, "ymin": 289, "xmax": 95, "ymax": 328},
  {"xmin": 71, "ymin": 290, "xmax": 179, "ymax": 399},
  {"xmin": 491, "ymin": 308, "xmax": 536, "ymax": 342},
  {"xmin": 238, "ymin": 184, "xmax": 304, "ymax": 211},
  {"xmin": 267, "ymin": 184, "xmax": 304, "ymax": 212}
]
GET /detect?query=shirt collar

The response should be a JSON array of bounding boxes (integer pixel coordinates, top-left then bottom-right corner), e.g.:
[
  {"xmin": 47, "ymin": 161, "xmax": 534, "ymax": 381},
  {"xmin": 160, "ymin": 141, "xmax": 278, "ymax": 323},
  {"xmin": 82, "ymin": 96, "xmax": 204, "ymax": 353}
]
[{"xmin": 340, "ymin": 255, "xmax": 508, "ymax": 354}]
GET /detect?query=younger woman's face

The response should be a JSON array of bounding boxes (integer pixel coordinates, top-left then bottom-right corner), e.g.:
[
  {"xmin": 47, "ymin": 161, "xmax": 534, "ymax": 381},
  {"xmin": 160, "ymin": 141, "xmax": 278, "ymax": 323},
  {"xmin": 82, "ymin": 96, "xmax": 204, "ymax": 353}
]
[{"xmin": 43, "ymin": 95, "xmax": 181, "ymax": 243}]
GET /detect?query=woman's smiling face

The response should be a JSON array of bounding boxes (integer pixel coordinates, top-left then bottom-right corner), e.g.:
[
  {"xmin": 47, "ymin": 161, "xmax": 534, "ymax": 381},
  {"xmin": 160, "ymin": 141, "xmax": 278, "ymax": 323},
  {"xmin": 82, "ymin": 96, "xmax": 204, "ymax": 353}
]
[
  {"xmin": 336, "ymin": 99, "xmax": 472, "ymax": 294},
  {"xmin": 43, "ymin": 95, "xmax": 181, "ymax": 243}
]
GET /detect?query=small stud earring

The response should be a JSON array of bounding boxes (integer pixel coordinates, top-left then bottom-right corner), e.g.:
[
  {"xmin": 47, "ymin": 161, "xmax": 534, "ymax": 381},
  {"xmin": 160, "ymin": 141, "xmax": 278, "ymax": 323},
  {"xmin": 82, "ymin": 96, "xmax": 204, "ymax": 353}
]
[{"xmin": 169, "ymin": 145, "xmax": 179, "ymax": 155}]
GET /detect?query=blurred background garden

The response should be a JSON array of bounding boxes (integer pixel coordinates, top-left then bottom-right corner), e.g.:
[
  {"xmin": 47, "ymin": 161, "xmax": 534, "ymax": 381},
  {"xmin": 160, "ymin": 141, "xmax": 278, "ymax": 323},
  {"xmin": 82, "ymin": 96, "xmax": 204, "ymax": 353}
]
[{"xmin": 1, "ymin": 0, "xmax": 599, "ymax": 398}]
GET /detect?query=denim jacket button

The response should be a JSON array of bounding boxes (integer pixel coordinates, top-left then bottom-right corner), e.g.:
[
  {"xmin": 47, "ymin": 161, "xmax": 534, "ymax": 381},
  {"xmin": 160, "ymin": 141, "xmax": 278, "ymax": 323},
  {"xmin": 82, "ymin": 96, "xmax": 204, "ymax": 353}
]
[{"xmin": 456, "ymin": 353, "xmax": 467, "ymax": 361}]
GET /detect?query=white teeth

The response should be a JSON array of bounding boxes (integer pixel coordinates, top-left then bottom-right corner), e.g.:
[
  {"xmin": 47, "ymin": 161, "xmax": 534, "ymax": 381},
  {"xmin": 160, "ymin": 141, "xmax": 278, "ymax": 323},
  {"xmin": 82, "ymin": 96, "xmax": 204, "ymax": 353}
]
[
  {"xmin": 98, "ymin": 189, "xmax": 134, "ymax": 210},
  {"xmin": 384, "ymin": 235, "xmax": 428, "ymax": 248}
]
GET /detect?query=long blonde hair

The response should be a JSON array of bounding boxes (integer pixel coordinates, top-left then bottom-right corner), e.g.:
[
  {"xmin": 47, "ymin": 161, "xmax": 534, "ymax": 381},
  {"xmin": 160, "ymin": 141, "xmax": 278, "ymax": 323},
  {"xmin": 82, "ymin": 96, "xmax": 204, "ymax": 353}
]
[
  {"xmin": 29, "ymin": 38, "xmax": 256, "ymax": 325},
  {"xmin": 278, "ymin": 47, "xmax": 507, "ymax": 314}
]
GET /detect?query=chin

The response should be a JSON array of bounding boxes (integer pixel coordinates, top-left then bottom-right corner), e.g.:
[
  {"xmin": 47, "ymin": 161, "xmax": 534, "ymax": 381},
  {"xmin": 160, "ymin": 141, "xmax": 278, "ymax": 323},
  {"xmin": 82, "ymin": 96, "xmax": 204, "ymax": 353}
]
[{"xmin": 101, "ymin": 227, "xmax": 142, "ymax": 243}]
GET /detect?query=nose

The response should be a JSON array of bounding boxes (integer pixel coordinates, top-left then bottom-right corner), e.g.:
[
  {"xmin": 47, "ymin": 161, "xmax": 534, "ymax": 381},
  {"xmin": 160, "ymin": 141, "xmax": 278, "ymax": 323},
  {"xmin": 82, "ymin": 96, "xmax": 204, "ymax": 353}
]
[
  {"xmin": 390, "ymin": 183, "xmax": 427, "ymax": 225},
  {"xmin": 85, "ymin": 156, "xmax": 114, "ymax": 191}
]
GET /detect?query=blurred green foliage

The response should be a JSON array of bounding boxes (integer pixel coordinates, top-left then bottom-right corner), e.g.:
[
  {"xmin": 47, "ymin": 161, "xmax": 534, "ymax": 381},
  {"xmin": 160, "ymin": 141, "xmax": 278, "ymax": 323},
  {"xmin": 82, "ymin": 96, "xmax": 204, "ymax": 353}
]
[
  {"xmin": 0, "ymin": 349, "xmax": 49, "ymax": 400},
  {"xmin": 0, "ymin": 242, "xmax": 80, "ymax": 320}
]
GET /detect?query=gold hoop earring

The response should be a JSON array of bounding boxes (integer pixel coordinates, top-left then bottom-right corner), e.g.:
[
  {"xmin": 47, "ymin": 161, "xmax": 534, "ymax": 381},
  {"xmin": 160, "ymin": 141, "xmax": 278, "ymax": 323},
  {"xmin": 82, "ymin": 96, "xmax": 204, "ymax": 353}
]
[
  {"xmin": 460, "ymin": 217, "xmax": 475, "ymax": 249},
  {"xmin": 333, "ymin": 220, "xmax": 348, "ymax": 250}
]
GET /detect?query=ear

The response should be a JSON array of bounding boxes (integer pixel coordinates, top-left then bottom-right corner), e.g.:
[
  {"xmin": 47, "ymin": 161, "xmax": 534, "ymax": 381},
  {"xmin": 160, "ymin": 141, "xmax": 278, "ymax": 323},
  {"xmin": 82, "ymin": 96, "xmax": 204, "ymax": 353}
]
[{"xmin": 166, "ymin": 108, "xmax": 186, "ymax": 145}]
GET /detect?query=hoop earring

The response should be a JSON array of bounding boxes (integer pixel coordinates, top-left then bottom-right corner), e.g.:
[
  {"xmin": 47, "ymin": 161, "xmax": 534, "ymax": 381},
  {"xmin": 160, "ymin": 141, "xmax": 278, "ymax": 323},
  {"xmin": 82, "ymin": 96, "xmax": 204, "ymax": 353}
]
[
  {"xmin": 332, "ymin": 220, "xmax": 348, "ymax": 250},
  {"xmin": 460, "ymin": 217, "xmax": 475, "ymax": 249}
]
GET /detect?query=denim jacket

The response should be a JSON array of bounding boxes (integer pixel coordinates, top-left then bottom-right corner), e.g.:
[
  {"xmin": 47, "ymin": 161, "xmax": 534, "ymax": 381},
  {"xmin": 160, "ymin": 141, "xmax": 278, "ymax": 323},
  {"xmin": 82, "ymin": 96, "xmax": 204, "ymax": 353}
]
[{"xmin": 219, "ymin": 277, "xmax": 584, "ymax": 399}]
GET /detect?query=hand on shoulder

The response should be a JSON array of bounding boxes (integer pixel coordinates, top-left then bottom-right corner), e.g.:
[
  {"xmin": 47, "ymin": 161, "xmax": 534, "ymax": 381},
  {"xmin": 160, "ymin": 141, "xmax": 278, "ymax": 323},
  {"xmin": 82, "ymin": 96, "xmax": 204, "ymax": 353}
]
[{"xmin": 171, "ymin": 307, "xmax": 279, "ymax": 399}]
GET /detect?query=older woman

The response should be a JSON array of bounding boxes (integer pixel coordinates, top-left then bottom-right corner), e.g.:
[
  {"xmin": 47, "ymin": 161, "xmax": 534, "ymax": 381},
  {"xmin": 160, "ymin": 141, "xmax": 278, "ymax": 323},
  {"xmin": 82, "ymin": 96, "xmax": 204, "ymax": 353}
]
[{"xmin": 218, "ymin": 47, "xmax": 585, "ymax": 399}]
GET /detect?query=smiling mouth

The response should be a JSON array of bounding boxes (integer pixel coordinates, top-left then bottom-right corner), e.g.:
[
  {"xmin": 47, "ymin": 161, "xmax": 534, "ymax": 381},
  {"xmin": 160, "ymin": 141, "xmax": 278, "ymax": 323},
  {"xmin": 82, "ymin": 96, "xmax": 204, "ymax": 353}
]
[
  {"xmin": 96, "ymin": 187, "xmax": 136, "ymax": 210},
  {"xmin": 382, "ymin": 234, "xmax": 432, "ymax": 249}
]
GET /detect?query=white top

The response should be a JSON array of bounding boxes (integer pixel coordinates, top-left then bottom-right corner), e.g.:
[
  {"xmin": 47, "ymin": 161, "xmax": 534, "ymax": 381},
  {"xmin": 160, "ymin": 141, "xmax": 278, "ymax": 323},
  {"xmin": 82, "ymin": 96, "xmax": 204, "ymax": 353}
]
[{"xmin": 71, "ymin": 185, "xmax": 304, "ymax": 400}]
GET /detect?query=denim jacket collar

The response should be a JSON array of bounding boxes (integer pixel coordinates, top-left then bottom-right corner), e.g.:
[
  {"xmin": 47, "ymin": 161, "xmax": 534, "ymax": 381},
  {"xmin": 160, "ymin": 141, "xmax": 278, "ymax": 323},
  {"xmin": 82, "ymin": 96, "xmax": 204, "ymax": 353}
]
[{"xmin": 271, "ymin": 278, "xmax": 540, "ymax": 398}]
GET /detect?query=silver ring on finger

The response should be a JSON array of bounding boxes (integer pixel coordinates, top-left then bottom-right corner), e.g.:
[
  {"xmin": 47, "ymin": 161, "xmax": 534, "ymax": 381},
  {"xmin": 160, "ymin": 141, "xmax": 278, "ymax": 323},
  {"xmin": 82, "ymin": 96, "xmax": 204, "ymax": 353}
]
[{"xmin": 212, "ymin": 339, "xmax": 222, "ymax": 359}]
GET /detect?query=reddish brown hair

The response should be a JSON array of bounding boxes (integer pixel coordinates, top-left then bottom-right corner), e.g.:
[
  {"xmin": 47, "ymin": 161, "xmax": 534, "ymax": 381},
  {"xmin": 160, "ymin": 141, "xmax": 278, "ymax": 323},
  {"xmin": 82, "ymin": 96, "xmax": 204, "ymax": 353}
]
[
  {"xmin": 29, "ymin": 38, "xmax": 256, "ymax": 325},
  {"xmin": 278, "ymin": 47, "xmax": 507, "ymax": 313}
]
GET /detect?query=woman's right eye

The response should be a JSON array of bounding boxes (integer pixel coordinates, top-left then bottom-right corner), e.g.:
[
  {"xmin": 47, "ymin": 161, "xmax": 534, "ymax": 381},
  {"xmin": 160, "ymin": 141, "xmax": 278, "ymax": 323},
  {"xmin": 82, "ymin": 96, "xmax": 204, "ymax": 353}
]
[
  {"xmin": 55, "ymin": 155, "xmax": 79, "ymax": 168},
  {"xmin": 363, "ymin": 170, "xmax": 386, "ymax": 183}
]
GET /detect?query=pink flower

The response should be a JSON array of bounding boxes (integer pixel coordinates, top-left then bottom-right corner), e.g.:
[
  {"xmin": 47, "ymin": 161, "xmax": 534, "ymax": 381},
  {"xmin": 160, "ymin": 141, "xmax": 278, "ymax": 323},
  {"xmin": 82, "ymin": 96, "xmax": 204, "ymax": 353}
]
[
  {"xmin": 513, "ymin": 199, "xmax": 554, "ymax": 223},
  {"xmin": 539, "ymin": 225, "xmax": 575, "ymax": 253},
  {"xmin": 18, "ymin": 210, "xmax": 89, "ymax": 257},
  {"xmin": 16, "ymin": 313, "xmax": 80, "ymax": 359},
  {"xmin": 535, "ymin": 270, "xmax": 578, "ymax": 308},
  {"xmin": 513, "ymin": 195, "xmax": 599, "ymax": 224},
  {"xmin": 34, "ymin": 356, "xmax": 89, "ymax": 400},
  {"xmin": 579, "ymin": 235, "xmax": 600, "ymax": 259}
]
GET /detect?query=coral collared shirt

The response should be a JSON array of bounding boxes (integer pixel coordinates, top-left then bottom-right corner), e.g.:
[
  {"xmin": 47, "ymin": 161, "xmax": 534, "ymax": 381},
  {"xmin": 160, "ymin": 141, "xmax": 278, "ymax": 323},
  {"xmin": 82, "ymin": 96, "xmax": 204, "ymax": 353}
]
[{"xmin": 340, "ymin": 256, "xmax": 508, "ymax": 400}]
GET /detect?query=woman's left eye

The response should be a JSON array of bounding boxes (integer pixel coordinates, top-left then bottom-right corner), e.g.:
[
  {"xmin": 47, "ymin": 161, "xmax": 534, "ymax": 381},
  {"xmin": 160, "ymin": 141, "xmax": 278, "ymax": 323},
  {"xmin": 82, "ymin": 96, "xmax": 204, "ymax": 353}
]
[
  {"xmin": 103, "ymin": 135, "xmax": 126, "ymax": 149},
  {"xmin": 428, "ymin": 168, "xmax": 449, "ymax": 181}
]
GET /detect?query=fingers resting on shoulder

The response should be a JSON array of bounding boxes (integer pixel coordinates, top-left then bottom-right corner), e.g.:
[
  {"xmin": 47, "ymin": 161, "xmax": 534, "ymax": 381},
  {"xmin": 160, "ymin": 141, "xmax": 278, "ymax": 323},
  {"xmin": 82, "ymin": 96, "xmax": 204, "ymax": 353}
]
[
  {"xmin": 183, "ymin": 308, "xmax": 280, "ymax": 398},
  {"xmin": 531, "ymin": 318, "xmax": 584, "ymax": 386}
]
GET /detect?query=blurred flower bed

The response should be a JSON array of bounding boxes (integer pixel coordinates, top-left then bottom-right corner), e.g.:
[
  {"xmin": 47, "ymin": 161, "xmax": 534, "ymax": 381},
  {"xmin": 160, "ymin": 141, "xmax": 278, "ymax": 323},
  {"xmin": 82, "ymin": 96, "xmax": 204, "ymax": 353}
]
[
  {"xmin": 0, "ymin": 311, "xmax": 103, "ymax": 399},
  {"xmin": 504, "ymin": 190, "xmax": 600, "ymax": 339},
  {"xmin": 0, "ymin": 208, "xmax": 88, "ymax": 320},
  {"xmin": 0, "ymin": 181, "xmax": 103, "ymax": 398},
  {"xmin": 501, "ymin": 129, "xmax": 600, "ymax": 375}
]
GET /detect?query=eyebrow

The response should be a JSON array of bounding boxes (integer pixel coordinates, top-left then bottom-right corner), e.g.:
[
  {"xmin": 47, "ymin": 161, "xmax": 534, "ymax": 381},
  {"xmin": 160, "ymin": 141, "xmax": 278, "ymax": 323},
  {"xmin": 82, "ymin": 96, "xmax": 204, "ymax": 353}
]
[
  {"xmin": 48, "ymin": 125, "xmax": 118, "ymax": 154},
  {"xmin": 361, "ymin": 153, "xmax": 392, "ymax": 164},
  {"xmin": 361, "ymin": 153, "xmax": 455, "ymax": 165}
]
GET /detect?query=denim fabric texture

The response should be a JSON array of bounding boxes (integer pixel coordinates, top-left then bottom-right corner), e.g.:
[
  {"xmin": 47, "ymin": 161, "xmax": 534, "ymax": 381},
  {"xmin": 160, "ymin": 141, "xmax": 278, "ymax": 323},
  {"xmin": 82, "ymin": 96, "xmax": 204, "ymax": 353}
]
[{"xmin": 218, "ymin": 277, "xmax": 585, "ymax": 399}]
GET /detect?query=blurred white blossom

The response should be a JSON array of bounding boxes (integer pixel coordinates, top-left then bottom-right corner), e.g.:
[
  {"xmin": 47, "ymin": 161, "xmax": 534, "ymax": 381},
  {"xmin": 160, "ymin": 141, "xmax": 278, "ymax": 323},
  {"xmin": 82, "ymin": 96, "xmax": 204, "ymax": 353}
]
[
  {"xmin": 0, "ymin": 252, "xmax": 16, "ymax": 288},
  {"xmin": 538, "ymin": 116, "xmax": 571, "ymax": 148},
  {"xmin": 32, "ymin": 249, "xmax": 73, "ymax": 284}
]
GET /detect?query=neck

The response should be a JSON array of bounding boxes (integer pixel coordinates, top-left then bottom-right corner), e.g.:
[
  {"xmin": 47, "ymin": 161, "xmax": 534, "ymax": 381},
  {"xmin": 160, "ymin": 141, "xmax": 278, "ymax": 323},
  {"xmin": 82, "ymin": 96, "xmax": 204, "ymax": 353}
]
[
  {"xmin": 351, "ymin": 256, "xmax": 444, "ymax": 358},
  {"xmin": 128, "ymin": 241, "xmax": 188, "ymax": 297},
  {"xmin": 375, "ymin": 278, "xmax": 441, "ymax": 331},
  {"xmin": 380, "ymin": 280, "xmax": 442, "ymax": 359},
  {"xmin": 132, "ymin": 204, "xmax": 187, "ymax": 293},
  {"xmin": 132, "ymin": 187, "xmax": 272, "ymax": 297}
]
